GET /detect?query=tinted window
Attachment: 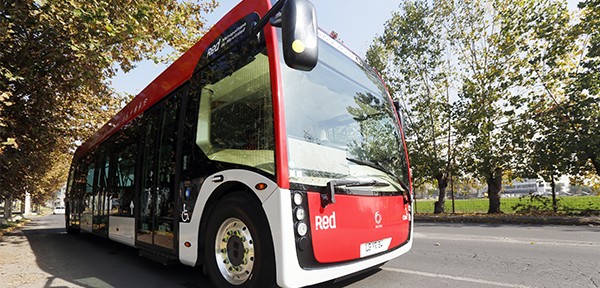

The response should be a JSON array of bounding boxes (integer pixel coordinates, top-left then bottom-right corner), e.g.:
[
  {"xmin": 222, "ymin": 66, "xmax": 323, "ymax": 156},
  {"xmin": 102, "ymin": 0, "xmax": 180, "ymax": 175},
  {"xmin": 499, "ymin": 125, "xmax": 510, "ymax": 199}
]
[{"xmin": 195, "ymin": 38, "xmax": 274, "ymax": 174}]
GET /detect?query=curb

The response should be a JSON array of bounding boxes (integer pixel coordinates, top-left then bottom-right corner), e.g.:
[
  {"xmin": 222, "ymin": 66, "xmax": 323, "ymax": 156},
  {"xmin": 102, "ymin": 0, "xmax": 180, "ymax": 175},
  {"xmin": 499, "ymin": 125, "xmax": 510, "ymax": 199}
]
[{"xmin": 414, "ymin": 214, "xmax": 600, "ymax": 226}]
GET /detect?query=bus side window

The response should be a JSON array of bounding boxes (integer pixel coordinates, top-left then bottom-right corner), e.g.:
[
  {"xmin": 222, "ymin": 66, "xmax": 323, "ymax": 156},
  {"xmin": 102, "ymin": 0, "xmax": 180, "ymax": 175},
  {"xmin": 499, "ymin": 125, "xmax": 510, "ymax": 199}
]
[
  {"xmin": 194, "ymin": 37, "xmax": 275, "ymax": 174},
  {"xmin": 110, "ymin": 125, "xmax": 138, "ymax": 217},
  {"xmin": 85, "ymin": 160, "xmax": 96, "ymax": 211}
]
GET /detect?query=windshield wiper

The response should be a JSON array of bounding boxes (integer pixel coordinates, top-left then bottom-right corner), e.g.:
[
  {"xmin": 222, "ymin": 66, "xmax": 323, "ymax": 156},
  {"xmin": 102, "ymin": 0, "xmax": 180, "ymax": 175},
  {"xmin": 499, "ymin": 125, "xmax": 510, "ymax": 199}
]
[
  {"xmin": 344, "ymin": 179, "xmax": 390, "ymax": 187},
  {"xmin": 322, "ymin": 179, "xmax": 390, "ymax": 208},
  {"xmin": 346, "ymin": 157, "xmax": 411, "ymax": 197}
]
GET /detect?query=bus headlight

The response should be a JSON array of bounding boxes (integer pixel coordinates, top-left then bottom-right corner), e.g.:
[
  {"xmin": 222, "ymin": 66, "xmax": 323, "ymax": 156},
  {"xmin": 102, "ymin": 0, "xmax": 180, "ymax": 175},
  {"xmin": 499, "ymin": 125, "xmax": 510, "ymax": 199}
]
[
  {"xmin": 293, "ymin": 192, "xmax": 303, "ymax": 205},
  {"xmin": 296, "ymin": 222, "xmax": 307, "ymax": 236},
  {"xmin": 295, "ymin": 207, "xmax": 305, "ymax": 221},
  {"xmin": 291, "ymin": 190, "xmax": 310, "ymax": 251}
]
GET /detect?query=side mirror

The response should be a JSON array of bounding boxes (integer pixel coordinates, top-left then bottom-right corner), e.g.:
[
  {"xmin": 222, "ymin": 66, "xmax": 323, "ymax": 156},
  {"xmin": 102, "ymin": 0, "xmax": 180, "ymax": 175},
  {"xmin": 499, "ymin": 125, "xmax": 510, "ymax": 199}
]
[{"xmin": 281, "ymin": 0, "xmax": 318, "ymax": 71}]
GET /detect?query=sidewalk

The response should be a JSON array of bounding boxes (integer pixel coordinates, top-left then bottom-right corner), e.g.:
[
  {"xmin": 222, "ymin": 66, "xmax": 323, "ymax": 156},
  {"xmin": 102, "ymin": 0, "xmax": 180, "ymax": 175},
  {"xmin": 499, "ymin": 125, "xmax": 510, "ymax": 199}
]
[
  {"xmin": 0, "ymin": 216, "xmax": 82, "ymax": 288},
  {"xmin": 415, "ymin": 213, "xmax": 600, "ymax": 226}
]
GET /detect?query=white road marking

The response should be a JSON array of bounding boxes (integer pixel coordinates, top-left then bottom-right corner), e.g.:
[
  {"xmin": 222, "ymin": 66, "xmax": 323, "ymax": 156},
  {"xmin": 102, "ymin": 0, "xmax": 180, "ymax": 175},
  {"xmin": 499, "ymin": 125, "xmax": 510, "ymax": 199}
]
[
  {"xmin": 382, "ymin": 267, "xmax": 532, "ymax": 288},
  {"xmin": 413, "ymin": 232, "xmax": 600, "ymax": 247}
]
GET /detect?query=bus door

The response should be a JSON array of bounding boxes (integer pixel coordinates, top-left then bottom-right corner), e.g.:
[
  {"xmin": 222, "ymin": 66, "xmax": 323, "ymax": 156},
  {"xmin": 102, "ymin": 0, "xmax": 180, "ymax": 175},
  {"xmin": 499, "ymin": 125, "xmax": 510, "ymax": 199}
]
[
  {"xmin": 81, "ymin": 159, "xmax": 95, "ymax": 233},
  {"xmin": 136, "ymin": 94, "xmax": 181, "ymax": 253},
  {"xmin": 92, "ymin": 153, "xmax": 110, "ymax": 236}
]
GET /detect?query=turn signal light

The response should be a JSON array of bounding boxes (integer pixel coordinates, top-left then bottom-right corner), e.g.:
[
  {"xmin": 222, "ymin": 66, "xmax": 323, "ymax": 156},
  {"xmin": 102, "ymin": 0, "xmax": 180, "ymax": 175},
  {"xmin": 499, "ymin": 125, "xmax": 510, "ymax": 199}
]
[{"xmin": 255, "ymin": 183, "xmax": 268, "ymax": 190}]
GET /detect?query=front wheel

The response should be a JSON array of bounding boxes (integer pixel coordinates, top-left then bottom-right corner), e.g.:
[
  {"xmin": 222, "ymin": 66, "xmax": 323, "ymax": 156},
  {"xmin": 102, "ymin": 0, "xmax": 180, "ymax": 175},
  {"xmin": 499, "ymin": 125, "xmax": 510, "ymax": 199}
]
[{"xmin": 204, "ymin": 193, "xmax": 276, "ymax": 288}]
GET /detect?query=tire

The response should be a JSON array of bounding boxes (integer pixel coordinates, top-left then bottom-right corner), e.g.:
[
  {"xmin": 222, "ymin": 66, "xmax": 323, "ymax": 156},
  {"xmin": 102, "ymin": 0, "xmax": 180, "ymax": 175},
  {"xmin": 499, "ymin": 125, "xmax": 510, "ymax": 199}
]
[{"xmin": 204, "ymin": 193, "xmax": 276, "ymax": 288}]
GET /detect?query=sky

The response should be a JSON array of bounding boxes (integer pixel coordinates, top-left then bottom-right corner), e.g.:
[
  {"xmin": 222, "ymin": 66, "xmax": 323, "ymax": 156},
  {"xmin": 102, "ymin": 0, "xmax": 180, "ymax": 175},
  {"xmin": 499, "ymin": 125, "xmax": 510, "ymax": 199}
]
[
  {"xmin": 110, "ymin": 0, "xmax": 400, "ymax": 95},
  {"xmin": 110, "ymin": 0, "xmax": 580, "ymax": 96}
]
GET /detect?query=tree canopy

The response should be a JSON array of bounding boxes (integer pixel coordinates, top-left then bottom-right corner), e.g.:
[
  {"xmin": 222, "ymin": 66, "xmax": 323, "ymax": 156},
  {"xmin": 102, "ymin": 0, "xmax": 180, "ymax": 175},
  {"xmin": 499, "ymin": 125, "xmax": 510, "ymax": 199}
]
[
  {"xmin": 367, "ymin": 0, "xmax": 454, "ymax": 213},
  {"xmin": 368, "ymin": 0, "xmax": 600, "ymax": 213},
  {"xmin": 0, "ymin": 0, "xmax": 218, "ymax": 207}
]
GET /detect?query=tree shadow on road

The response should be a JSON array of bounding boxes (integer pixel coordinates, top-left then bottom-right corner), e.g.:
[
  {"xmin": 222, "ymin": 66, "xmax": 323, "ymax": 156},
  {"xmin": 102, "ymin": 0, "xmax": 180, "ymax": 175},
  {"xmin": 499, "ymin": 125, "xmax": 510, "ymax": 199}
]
[
  {"xmin": 22, "ymin": 216, "xmax": 212, "ymax": 288},
  {"xmin": 22, "ymin": 215, "xmax": 383, "ymax": 288}
]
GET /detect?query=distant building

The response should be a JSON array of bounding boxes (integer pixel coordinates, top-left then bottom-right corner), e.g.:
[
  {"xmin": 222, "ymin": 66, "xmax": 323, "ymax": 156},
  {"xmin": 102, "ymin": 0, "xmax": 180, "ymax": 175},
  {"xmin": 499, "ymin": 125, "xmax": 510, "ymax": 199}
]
[{"xmin": 503, "ymin": 177, "xmax": 570, "ymax": 198}]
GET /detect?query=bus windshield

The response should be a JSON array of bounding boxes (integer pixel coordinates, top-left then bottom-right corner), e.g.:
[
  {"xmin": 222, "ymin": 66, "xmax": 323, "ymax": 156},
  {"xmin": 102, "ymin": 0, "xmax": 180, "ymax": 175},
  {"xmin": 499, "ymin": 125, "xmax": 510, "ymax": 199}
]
[{"xmin": 281, "ymin": 31, "xmax": 409, "ymax": 192}]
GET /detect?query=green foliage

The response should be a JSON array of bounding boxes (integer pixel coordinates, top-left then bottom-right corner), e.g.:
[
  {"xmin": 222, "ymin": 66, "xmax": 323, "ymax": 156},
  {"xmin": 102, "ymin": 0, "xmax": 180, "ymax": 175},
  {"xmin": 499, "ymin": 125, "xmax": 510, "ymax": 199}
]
[
  {"xmin": 576, "ymin": 0, "xmax": 600, "ymax": 95},
  {"xmin": 512, "ymin": 0, "xmax": 599, "ymax": 186},
  {"xmin": 449, "ymin": 0, "xmax": 547, "ymax": 184},
  {"xmin": 512, "ymin": 194, "xmax": 559, "ymax": 214},
  {"xmin": 512, "ymin": 194, "xmax": 600, "ymax": 216},
  {"xmin": 366, "ymin": 0, "xmax": 453, "ymax": 197},
  {"xmin": 0, "ymin": 0, "xmax": 218, "ymax": 204},
  {"xmin": 566, "ymin": 0, "xmax": 600, "ymax": 177}
]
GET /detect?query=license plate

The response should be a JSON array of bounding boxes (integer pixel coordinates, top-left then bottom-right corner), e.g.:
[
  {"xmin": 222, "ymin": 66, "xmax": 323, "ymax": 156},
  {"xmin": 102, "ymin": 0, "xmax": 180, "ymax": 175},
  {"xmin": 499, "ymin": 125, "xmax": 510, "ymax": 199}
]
[{"xmin": 360, "ymin": 237, "xmax": 392, "ymax": 258}]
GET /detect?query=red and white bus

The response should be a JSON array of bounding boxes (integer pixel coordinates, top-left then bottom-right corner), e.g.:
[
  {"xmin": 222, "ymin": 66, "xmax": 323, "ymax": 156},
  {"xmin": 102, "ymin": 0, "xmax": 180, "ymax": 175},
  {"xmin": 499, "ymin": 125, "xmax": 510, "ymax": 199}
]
[{"xmin": 64, "ymin": 0, "xmax": 413, "ymax": 287}]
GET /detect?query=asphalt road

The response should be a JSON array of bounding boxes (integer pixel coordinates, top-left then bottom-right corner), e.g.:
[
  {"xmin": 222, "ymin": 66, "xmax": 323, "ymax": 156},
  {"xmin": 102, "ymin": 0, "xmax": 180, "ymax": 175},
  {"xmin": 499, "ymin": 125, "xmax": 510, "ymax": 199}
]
[
  {"xmin": 343, "ymin": 222, "xmax": 600, "ymax": 288},
  {"xmin": 1, "ymin": 215, "xmax": 599, "ymax": 288}
]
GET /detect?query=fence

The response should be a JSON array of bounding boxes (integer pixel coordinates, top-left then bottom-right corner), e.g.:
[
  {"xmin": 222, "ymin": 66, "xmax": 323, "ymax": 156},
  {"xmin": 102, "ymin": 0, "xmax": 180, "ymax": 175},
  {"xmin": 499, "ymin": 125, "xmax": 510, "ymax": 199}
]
[{"xmin": 414, "ymin": 195, "xmax": 600, "ymax": 215}]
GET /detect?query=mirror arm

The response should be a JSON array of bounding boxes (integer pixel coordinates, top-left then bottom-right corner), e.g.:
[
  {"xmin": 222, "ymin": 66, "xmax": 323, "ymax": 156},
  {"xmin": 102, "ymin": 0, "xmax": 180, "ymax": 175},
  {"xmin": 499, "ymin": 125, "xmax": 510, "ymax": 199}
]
[{"xmin": 252, "ymin": 0, "xmax": 286, "ymax": 35}]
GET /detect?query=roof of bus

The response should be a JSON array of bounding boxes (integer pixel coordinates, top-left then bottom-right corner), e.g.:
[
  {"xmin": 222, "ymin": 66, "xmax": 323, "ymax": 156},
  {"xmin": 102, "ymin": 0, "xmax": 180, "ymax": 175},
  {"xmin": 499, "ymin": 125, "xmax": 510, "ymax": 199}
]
[{"xmin": 74, "ymin": 0, "xmax": 272, "ymax": 159}]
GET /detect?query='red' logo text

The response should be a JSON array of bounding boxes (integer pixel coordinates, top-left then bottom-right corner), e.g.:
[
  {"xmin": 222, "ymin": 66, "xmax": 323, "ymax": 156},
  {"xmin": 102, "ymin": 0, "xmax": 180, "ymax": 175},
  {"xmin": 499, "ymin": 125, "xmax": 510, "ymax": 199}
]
[{"xmin": 315, "ymin": 212, "xmax": 337, "ymax": 230}]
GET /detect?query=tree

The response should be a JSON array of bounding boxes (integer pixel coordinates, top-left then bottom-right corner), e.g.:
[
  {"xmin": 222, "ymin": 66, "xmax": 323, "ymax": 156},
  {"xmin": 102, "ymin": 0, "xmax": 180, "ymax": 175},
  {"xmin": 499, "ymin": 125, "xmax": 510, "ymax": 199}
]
[
  {"xmin": 445, "ymin": 0, "xmax": 575, "ymax": 213},
  {"xmin": 0, "ymin": 0, "xmax": 218, "ymax": 219},
  {"xmin": 367, "ymin": 0, "xmax": 454, "ymax": 213},
  {"xmin": 515, "ymin": 0, "xmax": 599, "ymax": 206},
  {"xmin": 565, "ymin": 0, "xmax": 600, "ymax": 177},
  {"xmin": 514, "ymin": 0, "xmax": 574, "ymax": 212},
  {"xmin": 368, "ymin": 0, "xmax": 579, "ymax": 214}
]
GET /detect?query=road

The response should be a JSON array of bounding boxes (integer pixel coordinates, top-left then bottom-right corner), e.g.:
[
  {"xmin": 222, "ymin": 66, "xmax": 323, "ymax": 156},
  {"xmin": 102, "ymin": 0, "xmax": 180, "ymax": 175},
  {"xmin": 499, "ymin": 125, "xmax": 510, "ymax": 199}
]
[
  {"xmin": 1, "ymin": 215, "xmax": 599, "ymax": 288},
  {"xmin": 342, "ymin": 222, "xmax": 600, "ymax": 288}
]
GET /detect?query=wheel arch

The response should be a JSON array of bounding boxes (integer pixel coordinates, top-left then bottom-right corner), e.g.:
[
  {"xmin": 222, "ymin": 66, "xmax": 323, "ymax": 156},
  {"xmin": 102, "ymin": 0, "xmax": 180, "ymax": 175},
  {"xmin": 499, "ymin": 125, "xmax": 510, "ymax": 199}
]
[
  {"xmin": 197, "ymin": 181, "xmax": 269, "ymax": 251},
  {"xmin": 202, "ymin": 186, "xmax": 277, "ymax": 287},
  {"xmin": 178, "ymin": 169, "xmax": 278, "ymax": 268}
]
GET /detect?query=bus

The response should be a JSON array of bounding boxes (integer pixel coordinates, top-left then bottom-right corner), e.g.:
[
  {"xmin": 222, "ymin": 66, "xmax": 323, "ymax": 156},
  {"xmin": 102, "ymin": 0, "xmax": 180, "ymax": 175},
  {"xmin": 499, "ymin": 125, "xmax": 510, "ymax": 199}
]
[{"xmin": 64, "ymin": 0, "xmax": 413, "ymax": 287}]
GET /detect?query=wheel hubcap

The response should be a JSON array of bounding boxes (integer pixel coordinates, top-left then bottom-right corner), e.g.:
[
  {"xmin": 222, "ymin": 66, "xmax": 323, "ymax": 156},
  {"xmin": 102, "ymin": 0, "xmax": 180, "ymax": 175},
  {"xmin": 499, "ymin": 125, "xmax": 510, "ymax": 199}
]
[{"xmin": 215, "ymin": 218, "xmax": 255, "ymax": 285}]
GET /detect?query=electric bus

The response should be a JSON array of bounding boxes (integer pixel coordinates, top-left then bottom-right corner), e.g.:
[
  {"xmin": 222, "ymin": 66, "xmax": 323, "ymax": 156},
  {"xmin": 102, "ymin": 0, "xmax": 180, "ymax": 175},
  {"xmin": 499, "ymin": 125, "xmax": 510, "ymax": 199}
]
[{"xmin": 64, "ymin": 0, "xmax": 413, "ymax": 287}]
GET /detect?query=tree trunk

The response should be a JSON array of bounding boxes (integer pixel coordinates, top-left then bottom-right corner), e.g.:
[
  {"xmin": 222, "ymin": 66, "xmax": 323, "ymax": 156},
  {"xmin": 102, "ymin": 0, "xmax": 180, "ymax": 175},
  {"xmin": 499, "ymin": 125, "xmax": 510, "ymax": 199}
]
[
  {"xmin": 434, "ymin": 173, "xmax": 449, "ymax": 214},
  {"xmin": 3, "ymin": 195, "xmax": 13, "ymax": 221},
  {"xmin": 486, "ymin": 168, "xmax": 503, "ymax": 214},
  {"xmin": 590, "ymin": 154, "xmax": 600, "ymax": 178},
  {"xmin": 551, "ymin": 175, "xmax": 558, "ymax": 213}
]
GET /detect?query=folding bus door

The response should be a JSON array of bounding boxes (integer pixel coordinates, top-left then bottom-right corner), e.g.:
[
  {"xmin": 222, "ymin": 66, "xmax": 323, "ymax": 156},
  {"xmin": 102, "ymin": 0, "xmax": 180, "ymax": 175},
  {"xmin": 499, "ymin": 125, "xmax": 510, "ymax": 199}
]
[
  {"xmin": 136, "ymin": 94, "xmax": 181, "ymax": 253},
  {"xmin": 92, "ymin": 153, "xmax": 110, "ymax": 236}
]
